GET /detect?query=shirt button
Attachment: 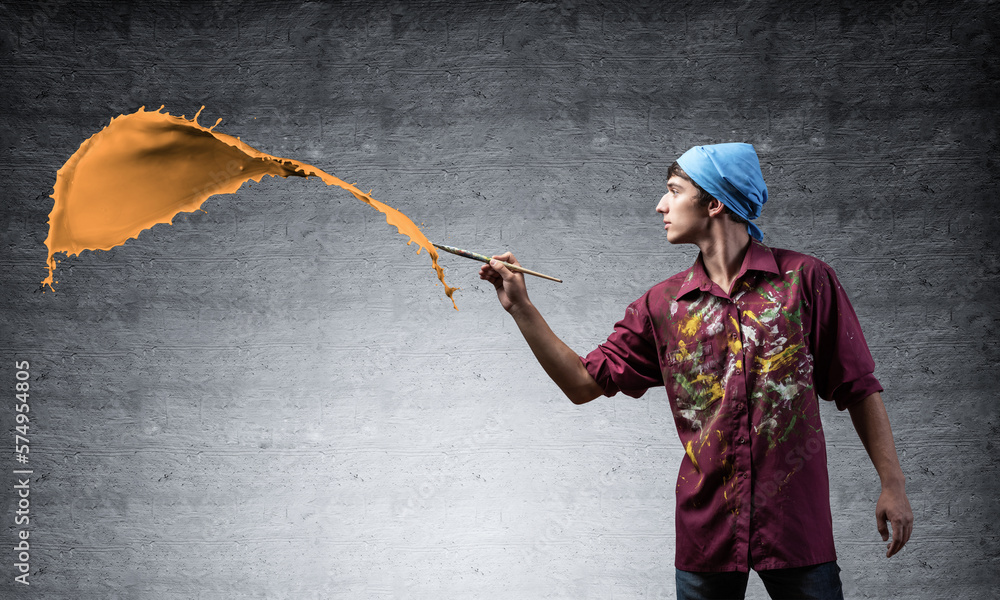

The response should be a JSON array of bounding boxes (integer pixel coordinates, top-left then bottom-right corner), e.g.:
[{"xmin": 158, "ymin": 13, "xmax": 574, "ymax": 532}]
[
  {"xmin": 730, "ymin": 332, "xmax": 738, "ymax": 340},
  {"xmin": 740, "ymin": 472, "xmax": 747, "ymax": 479},
  {"xmin": 738, "ymin": 437, "xmax": 746, "ymax": 444},
  {"xmin": 701, "ymin": 283, "xmax": 710, "ymax": 291},
  {"xmin": 737, "ymin": 403, "xmax": 744, "ymax": 410}
]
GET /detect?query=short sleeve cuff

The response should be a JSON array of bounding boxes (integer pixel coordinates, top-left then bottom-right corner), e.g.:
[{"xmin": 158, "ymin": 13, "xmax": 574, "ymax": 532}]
[
  {"xmin": 580, "ymin": 350, "xmax": 654, "ymax": 399},
  {"xmin": 832, "ymin": 374, "xmax": 883, "ymax": 411}
]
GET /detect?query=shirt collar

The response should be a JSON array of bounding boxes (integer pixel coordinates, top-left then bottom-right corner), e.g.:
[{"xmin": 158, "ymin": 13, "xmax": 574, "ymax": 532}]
[{"xmin": 675, "ymin": 239, "xmax": 779, "ymax": 299}]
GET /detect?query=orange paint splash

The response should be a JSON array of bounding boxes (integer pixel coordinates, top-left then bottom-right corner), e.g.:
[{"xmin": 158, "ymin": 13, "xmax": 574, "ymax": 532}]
[{"xmin": 42, "ymin": 106, "xmax": 459, "ymax": 309}]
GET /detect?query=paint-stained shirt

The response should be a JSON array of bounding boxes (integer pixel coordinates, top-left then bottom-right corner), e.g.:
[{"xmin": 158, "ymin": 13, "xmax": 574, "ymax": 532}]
[{"xmin": 581, "ymin": 240, "xmax": 881, "ymax": 572}]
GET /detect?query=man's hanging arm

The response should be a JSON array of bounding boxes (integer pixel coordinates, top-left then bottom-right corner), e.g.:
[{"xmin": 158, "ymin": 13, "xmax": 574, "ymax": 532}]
[{"xmin": 847, "ymin": 391, "xmax": 915, "ymax": 558}]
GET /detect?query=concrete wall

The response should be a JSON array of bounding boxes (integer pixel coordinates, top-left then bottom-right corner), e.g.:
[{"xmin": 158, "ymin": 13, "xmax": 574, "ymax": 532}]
[{"xmin": 1, "ymin": 0, "xmax": 997, "ymax": 598}]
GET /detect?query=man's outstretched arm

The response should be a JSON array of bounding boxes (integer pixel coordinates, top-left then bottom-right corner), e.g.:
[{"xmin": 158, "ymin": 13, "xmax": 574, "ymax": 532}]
[
  {"xmin": 479, "ymin": 252, "xmax": 603, "ymax": 404},
  {"xmin": 847, "ymin": 391, "xmax": 914, "ymax": 558}
]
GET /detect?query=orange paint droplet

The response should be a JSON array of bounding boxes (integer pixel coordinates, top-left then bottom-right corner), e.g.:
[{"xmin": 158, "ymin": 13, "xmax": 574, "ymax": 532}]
[{"xmin": 42, "ymin": 106, "xmax": 459, "ymax": 309}]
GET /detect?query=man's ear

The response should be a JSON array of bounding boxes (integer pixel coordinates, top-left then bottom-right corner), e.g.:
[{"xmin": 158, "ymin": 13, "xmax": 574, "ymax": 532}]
[{"xmin": 706, "ymin": 197, "xmax": 727, "ymax": 217}]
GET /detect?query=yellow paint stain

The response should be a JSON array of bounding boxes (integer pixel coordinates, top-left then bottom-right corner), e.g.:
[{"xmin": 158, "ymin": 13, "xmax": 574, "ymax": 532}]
[
  {"xmin": 696, "ymin": 425, "xmax": 714, "ymax": 455},
  {"xmin": 680, "ymin": 312, "xmax": 702, "ymax": 338},
  {"xmin": 742, "ymin": 309, "xmax": 763, "ymax": 326},
  {"xmin": 685, "ymin": 439, "xmax": 701, "ymax": 473},
  {"xmin": 672, "ymin": 339, "xmax": 696, "ymax": 363},
  {"xmin": 754, "ymin": 343, "xmax": 804, "ymax": 375},
  {"xmin": 688, "ymin": 373, "xmax": 725, "ymax": 406},
  {"xmin": 728, "ymin": 315, "xmax": 743, "ymax": 355},
  {"xmin": 710, "ymin": 429, "xmax": 729, "ymax": 455},
  {"xmin": 42, "ymin": 106, "xmax": 459, "ymax": 308}
]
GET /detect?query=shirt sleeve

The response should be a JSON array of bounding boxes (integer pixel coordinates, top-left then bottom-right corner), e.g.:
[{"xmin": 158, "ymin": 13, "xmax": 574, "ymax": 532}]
[
  {"xmin": 808, "ymin": 262, "xmax": 883, "ymax": 410},
  {"xmin": 580, "ymin": 295, "xmax": 664, "ymax": 398}
]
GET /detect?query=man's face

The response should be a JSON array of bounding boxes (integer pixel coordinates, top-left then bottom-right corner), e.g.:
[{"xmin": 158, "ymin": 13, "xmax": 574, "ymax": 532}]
[{"xmin": 656, "ymin": 175, "xmax": 709, "ymax": 244}]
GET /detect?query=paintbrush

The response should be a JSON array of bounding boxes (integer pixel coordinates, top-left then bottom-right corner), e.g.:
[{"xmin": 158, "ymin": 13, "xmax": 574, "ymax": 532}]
[{"xmin": 432, "ymin": 243, "xmax": 563, "ymax": 283}]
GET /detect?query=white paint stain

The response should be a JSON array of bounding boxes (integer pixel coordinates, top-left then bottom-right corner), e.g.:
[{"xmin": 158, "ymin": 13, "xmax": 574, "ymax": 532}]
[{"xmin": 679, "ymin": 409, "xmax": 702, "ymax": 431}]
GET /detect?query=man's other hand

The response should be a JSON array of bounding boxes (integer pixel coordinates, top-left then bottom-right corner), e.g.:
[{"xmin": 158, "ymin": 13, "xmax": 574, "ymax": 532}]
[{"xmin": 876, "ymin": 482, "xmax": 913, "ymax": 558}]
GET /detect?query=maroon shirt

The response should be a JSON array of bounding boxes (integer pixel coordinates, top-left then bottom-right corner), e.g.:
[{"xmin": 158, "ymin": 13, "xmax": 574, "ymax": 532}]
[{"xmin": 581, "ymin": 240, "xmax": 882, "ymax": 572}]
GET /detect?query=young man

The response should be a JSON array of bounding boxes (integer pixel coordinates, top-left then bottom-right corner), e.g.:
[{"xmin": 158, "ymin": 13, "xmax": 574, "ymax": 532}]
[{"xmin": 478, "ymin": 143, "xmax": 913, "ymax": 600}]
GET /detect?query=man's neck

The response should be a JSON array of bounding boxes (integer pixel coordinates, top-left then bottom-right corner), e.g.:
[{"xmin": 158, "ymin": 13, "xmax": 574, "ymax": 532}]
[{"xmin": 697, "ymin": 226, "xmax": 752, "ymax": 296}]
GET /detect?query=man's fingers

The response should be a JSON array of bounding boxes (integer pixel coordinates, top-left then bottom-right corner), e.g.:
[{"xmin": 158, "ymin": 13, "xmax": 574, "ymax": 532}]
[
  {"xmin": 887, "ymin": 527, "xmax": 901, "ymax": 557},
  {"xmin": 876, "ymin": 511, "xmax": 890, "ymax": 542},
  {"xmin": 883, "ymin": 511, "xmax": 899, "ymax": 557},
  {"xmin": 489, "ymin": 257, "xmax": 518, "ymax": 281},
  {"xmin": 882, "ymin": 511, "xmax": 914, "ymax": 557},
  {"xmin": 479, "ymin": 266, "xmax": 503, "ymax": 290},
  {"xmin": 493, "ymin": 252, "xmax": 522, "ymax": 267},
  {"xmin": 888, "ymin": 515, "xmax": 913, "ymax": 557},
  {"xmin": 482, "ymin": 251, "xmax": 525, "ymax": 284},
  {"xmin": 887, "ymin": 530, "xmax": 904, "ymax": 557}
]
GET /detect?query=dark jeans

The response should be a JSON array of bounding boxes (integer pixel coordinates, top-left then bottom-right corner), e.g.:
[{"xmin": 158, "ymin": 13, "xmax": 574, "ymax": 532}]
[{"xmin": 676, "ymin": 561, "xmax": 844, "ymax": 600}]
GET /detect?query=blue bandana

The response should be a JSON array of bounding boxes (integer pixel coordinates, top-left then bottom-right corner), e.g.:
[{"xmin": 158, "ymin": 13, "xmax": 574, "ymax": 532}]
[{"xmin": 676, "ymin": 143, "xmax": 768, "ymax": 241}]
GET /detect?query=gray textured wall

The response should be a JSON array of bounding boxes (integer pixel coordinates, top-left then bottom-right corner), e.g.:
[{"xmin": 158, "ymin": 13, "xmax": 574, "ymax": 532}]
[{"xmin": 1, "ymin": 0, "xmax": 997, "ymax": 598}]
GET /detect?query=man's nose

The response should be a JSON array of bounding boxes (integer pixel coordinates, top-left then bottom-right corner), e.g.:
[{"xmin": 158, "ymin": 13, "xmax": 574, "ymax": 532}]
[{"xmin": 656, "ymin": 194, "xmax": 668, "ymax": 213}]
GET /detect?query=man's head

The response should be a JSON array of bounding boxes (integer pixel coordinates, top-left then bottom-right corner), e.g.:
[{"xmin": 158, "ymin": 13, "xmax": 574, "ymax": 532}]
[
  {"xmin": 656, "ymin": 165, "xmax": 736, "ymax": 245},
  {"xmin": 666, "ymin": 161, "xmax": 749, "ymax": 227},
  {"xmin": 669, "ymin": 143, "xmax": 768, "ymax": 241}
]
